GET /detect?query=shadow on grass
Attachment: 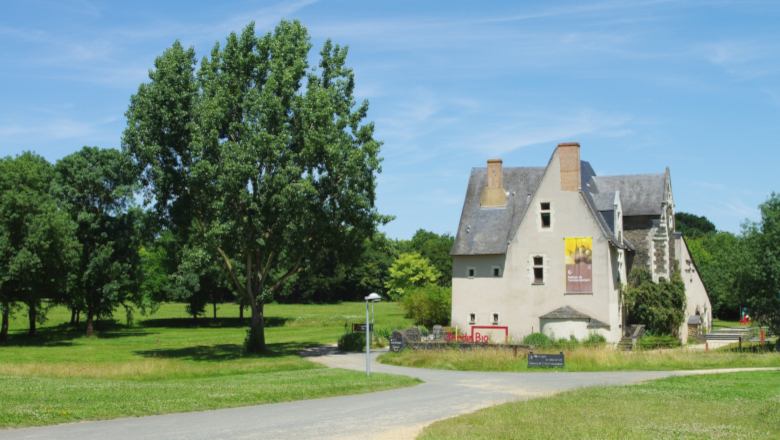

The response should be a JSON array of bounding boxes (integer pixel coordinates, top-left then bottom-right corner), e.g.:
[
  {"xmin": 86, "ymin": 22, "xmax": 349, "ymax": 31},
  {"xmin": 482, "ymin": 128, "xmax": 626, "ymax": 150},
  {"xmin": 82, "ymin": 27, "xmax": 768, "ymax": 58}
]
[
  {"xmin": 138, "ymin": 316, "xmax": 289, "ymax": 329},
  {"xmin": 133, "ymin": 341, "xmax": 314, "ymax": 362}
]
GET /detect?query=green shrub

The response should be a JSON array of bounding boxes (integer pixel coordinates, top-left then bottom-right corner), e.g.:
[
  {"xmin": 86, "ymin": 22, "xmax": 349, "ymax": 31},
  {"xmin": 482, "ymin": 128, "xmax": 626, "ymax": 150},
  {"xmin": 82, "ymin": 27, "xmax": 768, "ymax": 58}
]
[
  {"xmin": 584, "ymin": 333, "xmax": 607, "ymax": 344},
  {"xmin": 523, "ymin": 333, "xmax": 551, "ymax": 345},
  {"xmin": 637, "ymin": 334, "xmax": 680, "ymax": 349},
  {"xmin": 338, "ymin": 330, "xmax": 368, "ymax": 351},
  {"xmin": 399, "ymin": 285, "xmax": 451, "ymax": 329},
  {"xmin": 623, "ymin": 265, "xmax": 686, "ymax": 335}
]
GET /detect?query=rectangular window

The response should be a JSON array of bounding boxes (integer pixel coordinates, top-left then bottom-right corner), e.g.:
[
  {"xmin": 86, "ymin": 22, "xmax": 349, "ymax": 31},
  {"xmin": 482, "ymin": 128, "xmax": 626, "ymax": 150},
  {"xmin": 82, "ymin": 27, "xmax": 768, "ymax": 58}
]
[
  {"xmin": 533, "ymin": 256, "xmax": 544, "ymax": 284},
  {"xmin": 540, "ymin": 202, "xmax": 551, "ymax": 228},
  {"xmin": 492, "ymin": 266, "xmax": 500, "ymax": 277},
  {"xmin": 467, "ymin": 267, "xmax": 475, "ymax": 279}
]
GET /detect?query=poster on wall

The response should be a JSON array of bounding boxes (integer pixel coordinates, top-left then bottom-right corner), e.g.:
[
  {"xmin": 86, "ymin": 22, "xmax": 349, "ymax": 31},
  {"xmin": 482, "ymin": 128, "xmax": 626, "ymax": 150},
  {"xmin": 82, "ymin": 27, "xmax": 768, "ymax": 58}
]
[{"xmin": 565, "ymin": 237, "xmax": 592, "ymax": 293}]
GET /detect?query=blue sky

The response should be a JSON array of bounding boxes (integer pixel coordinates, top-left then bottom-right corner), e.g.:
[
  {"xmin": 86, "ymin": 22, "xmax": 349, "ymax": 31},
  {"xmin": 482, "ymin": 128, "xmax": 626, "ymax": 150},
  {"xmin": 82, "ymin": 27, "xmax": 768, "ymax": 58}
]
[{"xmin": 2, "ymin": 0, "xmax": 778, "ymax": 239}]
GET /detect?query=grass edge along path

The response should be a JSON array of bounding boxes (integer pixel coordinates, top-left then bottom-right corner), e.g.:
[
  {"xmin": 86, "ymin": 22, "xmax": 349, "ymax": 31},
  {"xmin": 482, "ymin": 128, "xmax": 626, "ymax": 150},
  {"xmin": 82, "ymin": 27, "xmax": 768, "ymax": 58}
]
[
  {"xmin": 418, "ymin": 370, "xmax": 780, "ymax": 440},
  {"xmin": 378, "ymin": 343, "xmax": 780, "ymax": 372},
  {"xmin": 0, "ymin": 302, "xmax": 419, "ymax": 429},
  {"xmin": 0, "ymin": 368, "xmax": 421, "ymax": 430}
]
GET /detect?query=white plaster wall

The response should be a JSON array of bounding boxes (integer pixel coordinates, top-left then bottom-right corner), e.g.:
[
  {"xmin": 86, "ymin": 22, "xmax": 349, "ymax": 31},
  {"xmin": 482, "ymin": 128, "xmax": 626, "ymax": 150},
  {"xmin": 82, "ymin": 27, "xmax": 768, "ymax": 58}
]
[
  {"xmin": 675, "ymin": 236, "xmax": 713, "ymax": 339},
  {"xmin": 452, "ymin": 148, "xmax": 623, "ymax": 343},
  {"xmin": 540, "ymin": 319, "xmax": 590, "ymax": 341}
]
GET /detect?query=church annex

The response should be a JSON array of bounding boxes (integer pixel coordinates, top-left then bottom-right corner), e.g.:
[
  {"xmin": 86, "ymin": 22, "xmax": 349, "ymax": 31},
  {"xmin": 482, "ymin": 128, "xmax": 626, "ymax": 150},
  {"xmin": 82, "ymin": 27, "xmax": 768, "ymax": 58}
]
[{"xmin": 450, "ymin": 142, "xmax": 712, "ymax": 343}]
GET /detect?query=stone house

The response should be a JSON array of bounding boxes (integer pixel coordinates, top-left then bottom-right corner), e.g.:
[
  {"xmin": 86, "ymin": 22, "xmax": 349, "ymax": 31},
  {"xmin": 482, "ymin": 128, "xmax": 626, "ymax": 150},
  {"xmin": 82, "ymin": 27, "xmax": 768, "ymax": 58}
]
[{"xmin": 450, "ymin": 142, "xmax": 712, "ymax": 344}]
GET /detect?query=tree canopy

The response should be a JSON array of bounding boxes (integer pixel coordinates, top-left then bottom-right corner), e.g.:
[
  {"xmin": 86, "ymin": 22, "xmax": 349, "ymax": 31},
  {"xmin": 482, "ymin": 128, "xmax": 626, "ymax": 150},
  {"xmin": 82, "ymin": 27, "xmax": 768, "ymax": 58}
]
[
  {"xmin": 675, "ymin": 212, "xmax": 716, "ymax": 238},
  {"xmin": 123, "ymin": 20, "xmax": 386, "ymax": 351}
]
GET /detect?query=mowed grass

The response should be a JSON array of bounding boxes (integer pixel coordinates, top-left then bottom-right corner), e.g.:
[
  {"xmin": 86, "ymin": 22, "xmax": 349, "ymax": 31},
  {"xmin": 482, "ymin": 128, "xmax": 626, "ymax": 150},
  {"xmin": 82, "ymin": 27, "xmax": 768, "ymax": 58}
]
[
  {"xmin": 0, "ymin": 302, "xmax": 418, "ymax": 429},
  {"xmin": 419, "ymin": 370, "xmax": 780, "ymax": 440},
  {"xmin": 712, "ymin": 318, "xmax": 751, "ymax": 330},
  {"xmin": 378, "ymin": 343, "xmax": 780, "ymax": 372}
]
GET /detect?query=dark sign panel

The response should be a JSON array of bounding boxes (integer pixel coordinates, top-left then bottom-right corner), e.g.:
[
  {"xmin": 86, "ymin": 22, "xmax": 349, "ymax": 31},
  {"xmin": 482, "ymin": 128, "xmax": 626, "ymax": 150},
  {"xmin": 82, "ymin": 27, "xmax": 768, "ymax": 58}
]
[
  {"xmin": 352, "ymin": 323, "xmax": 374, "ymax": 332},
  {"xmin": 389, "ymin": 331, "xmax": 406, "ymax": 352},
  {"xmin": 528, "ymin": 352, "xmax": 565, "ymax": 368}
]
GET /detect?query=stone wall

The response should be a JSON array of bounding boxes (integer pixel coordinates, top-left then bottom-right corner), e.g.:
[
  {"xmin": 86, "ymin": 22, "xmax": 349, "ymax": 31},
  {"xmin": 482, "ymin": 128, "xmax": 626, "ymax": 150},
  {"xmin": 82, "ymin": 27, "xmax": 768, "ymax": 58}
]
[{"xmin": 622, "ymin": 215, "xmax": 656, "ymax": 273}]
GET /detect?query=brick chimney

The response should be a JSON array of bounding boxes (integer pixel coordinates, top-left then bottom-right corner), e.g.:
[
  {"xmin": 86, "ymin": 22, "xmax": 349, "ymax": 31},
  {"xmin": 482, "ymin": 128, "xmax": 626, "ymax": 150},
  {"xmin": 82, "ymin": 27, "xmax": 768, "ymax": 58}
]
[
  {"xmin": 558, "ymin": 142, "xmax": 581, "ymax": 192},
  {"xmin": 481, "ymin": 159, "xmax": 507, "ymax": 208}
]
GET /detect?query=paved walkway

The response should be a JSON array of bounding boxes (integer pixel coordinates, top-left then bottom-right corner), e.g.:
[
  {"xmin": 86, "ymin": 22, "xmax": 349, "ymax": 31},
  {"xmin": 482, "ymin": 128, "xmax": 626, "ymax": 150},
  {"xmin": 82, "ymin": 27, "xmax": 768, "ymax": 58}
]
[{"xmin": 4, "ymin": 346, "xmax": 777, "ymax": 440}]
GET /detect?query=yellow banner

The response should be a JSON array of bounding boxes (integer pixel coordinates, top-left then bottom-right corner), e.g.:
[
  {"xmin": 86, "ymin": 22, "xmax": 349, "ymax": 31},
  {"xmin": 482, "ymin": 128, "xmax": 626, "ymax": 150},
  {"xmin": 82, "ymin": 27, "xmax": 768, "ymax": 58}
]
[{"xmin": 565, "ymin": 237, "xmax": 592, "ymax": 293}]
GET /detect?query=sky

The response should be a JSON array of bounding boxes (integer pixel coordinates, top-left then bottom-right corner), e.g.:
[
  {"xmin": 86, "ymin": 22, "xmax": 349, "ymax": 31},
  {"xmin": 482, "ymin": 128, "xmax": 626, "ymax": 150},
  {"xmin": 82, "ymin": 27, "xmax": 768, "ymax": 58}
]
[{"xmin": 1, "ymin": 0, "xmax": 779, "ymax": 239}]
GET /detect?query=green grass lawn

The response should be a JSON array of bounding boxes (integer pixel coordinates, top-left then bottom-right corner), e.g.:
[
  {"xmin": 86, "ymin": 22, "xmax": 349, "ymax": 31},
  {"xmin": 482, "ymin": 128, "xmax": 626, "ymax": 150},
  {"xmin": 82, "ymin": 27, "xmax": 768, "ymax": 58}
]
[
  {"xmin": 418, "ymin": 370, "xmax": 780, "ymax": 439},
  {"xmin": 712, "ymin": 318, "xmax": 750, "ymax": 330},
  {"xmin": 0, "ymin": 302, "xmax": 418, "ymax": 429},
  {"xmin": 378, "ymin": 343, "xmax": 780, "ymax": 372}
]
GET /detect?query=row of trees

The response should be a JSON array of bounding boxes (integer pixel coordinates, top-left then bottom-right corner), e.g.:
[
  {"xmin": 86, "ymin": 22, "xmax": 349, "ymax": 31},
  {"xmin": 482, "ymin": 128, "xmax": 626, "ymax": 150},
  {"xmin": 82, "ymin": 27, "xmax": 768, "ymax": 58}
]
[{"xmin": 676, "ymin": 197, "xmax": 780, "ymax": 335}]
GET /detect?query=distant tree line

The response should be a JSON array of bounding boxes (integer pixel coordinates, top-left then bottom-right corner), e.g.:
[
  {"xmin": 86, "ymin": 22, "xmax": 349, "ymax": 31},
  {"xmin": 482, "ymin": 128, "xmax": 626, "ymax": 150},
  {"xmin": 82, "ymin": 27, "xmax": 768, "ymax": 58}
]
[{"xmin": 676, "ymin": 197, "xmax": 780, "ymax": 337}]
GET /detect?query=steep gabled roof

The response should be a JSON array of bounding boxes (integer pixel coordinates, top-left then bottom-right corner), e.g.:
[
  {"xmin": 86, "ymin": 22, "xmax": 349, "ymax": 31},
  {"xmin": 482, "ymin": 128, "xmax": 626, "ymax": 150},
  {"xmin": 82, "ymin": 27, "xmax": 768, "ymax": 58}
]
[
  {"xmin": 450, "ymin": 167, "xmax": 545, "ymax": 256},
  {"xmin": 591, "ymin": 174, "xmax": 665, "ymax": 216}
]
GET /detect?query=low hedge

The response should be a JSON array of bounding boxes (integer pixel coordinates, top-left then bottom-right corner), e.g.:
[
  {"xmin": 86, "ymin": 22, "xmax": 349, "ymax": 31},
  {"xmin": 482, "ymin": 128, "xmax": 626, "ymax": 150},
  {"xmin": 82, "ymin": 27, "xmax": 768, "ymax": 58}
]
[{"xmin": 637, "ymin": 334, "xmax": 680, "ymax": 349}]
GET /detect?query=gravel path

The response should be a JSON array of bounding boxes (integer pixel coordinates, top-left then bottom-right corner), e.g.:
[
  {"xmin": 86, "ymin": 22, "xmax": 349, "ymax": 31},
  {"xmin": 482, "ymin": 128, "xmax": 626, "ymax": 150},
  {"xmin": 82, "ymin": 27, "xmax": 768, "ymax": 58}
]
[{"xmin": 3, "ymin": 346, "xmax": 776, "ymax": 440}]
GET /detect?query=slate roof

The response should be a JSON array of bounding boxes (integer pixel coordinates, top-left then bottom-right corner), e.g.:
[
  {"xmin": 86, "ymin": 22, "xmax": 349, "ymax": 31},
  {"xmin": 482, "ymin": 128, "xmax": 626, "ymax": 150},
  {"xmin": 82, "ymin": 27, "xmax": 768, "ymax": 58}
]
[
  {"xmin": 450, "ymin": 150, "xmax": 665, "ymax": 256},
  {"xmin": 590, "ymin": 174, "xmax": 665, "ymax": 216},
  {"xmin": 539, "ymin": 306, "xmax": 590, "ymax": 320},
  {"xmin": 450, "ymin": 167, "xmax": 545, "ymax": 255},
  {"xmin": 539, "ymin": 306, "xmax": 611, "ymax": 328},
  {"xmin": 587, "ymin": 318, "xmax": 610, "ymax": 329}
]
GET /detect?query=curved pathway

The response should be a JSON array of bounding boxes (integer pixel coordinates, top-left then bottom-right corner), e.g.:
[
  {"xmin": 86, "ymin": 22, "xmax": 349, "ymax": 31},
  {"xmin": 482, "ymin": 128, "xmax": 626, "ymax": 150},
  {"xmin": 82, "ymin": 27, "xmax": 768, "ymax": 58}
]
[{"xmin": 4, "ymin": 346, "xmax": 776, "ymax": 440}]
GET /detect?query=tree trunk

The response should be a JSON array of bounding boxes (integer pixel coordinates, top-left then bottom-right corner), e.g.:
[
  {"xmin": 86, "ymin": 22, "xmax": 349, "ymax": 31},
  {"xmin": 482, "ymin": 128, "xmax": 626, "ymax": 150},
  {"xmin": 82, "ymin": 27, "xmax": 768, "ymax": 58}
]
[
  {"xmin": 27, "ymin": 302, "xmax": 37, "ymax": 337},
  {"xmin": 239, "ymin": 303, "xmax": 244, "ymax": 324},
  {"xmin": 248, "ymin": 300, "xmax": 266, "ymax": 352},
  {"xmin": 1, "ymin": 302, "xmax": 9, "ymax": 341},
  {"xmin": 86, "ymin": 308, "xmax": 94, "ymax": 338},
  {"xmin": 70, "ymin": 308, "xmax": 76, "ymax": 327},
  {"xmin": 75, "ymin": 309, "xmax": 80, "ymax": 328}
]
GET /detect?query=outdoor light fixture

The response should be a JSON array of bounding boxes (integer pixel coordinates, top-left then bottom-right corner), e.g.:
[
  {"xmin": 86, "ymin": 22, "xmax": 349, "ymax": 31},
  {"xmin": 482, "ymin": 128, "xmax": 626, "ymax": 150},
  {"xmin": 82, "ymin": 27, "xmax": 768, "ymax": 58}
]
[{"xmin": 365, "ymin": 293, "xmax": 382, "ymax": 377}]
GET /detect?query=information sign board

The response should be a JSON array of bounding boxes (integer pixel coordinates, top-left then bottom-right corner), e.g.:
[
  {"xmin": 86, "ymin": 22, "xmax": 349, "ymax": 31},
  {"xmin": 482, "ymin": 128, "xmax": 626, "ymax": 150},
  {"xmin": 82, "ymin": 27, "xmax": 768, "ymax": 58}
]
[
  {"xmin": 352, "ymin": 323, "xmax": 374, "ymax": 332},
  {"xmin": 528, "ymin": 352, "xmax": 565, "ymax": 368},
  {"xmin": 389, "ymin": 331, "xmax": 406, "ymax": 352}
]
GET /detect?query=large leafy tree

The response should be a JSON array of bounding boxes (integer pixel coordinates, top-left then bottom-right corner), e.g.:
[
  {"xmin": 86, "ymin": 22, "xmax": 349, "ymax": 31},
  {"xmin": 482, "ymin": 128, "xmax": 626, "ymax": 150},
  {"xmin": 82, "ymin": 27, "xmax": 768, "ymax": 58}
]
[
  {"xmin": 742, "ymin": 193, "xmax": 780, "ymax": 338},
  {"xmin": 124, "ymin": 20, "xmax": 385, "ymax": 351},
  {"xmin": 384, "ymin": 252, "xmax": 441, "ymax": 300},
  {"xmin": 407, "ymin": 229, "xmax": 455, "ymax": 287},
  {"xmin": 0, "ymin": 153, "xmax": 79, "ymax": 339},
  {"xmin": 53, "ymin": 147, "xmax": 139, "ymax": 338}
]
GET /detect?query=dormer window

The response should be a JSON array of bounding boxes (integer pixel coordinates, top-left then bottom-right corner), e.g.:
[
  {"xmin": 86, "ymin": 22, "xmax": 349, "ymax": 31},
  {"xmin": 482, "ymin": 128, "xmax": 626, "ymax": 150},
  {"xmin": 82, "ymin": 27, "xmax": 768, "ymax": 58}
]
[{"xmin": 540, "ymin": 202, "xmax": 551, "ymax": 228}]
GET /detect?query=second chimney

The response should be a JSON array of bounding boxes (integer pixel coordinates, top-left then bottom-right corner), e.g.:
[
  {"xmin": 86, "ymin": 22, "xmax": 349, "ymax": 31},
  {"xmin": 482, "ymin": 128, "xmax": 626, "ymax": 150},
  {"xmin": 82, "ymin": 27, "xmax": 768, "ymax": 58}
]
[
  {"xmin": 481, "ymin": 159, "xmax": 507, "ymax": 208},
  {"xmin": 558, "ymin": 142, "xmax": 581, "ymax": 192}
]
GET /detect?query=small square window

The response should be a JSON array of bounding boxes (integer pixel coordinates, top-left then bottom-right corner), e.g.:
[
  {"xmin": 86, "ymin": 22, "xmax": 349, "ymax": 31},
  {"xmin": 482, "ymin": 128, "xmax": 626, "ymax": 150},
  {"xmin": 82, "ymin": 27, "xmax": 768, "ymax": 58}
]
[
  {"xmin": 534, "ymin": 268, "xmax": 544, "ymax": 284},
  {"xmin": 492, "ymin": 313, "xmax": 500, "ymax": 324},
  {"xmin": 540, "ymin": 202, "xmax": 550, "ymax": 210},
  {"xmin": 541, "ymin": 212, "xmax": 551, "ymax": 228},
  {"xmin": 533, "ymin": 256, "xmax": 543, "ymax": 266},
  {"xmin": 493, "ymin": 267, "xmax": 500, "ymax": 277},
  {"xmin": 467, "ymin": 267, "xmax": 475, "ymax": 278},
  {"xmin": 469, "ymin": 313, "xmax": 476, "ymax": 324}
]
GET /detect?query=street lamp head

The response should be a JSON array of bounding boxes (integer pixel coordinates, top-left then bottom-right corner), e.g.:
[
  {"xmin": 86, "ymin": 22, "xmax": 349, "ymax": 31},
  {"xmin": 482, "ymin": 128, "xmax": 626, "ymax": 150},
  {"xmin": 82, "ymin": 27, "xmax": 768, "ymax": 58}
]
[{"xmin": 365, "ymin": 293, "xmax": 382, "ymax": 302}]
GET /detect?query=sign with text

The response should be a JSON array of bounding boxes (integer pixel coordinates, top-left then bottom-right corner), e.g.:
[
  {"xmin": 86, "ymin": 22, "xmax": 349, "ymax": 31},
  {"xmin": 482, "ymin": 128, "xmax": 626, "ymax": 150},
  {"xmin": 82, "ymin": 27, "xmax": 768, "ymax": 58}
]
[
  {"xmin": 352, "ymin": 323, "xmax": 374, "ymax": 332},
  {"xmin": 528, "ymin": 352, "xmax": 565, "ymax": 368},
  {"xmin": 565, "ymin": 237, "xmax": 593, "ymax": 293},
  {"xmin": 389, "ymin": 331, "xmax": 406, "ymax": 352}
]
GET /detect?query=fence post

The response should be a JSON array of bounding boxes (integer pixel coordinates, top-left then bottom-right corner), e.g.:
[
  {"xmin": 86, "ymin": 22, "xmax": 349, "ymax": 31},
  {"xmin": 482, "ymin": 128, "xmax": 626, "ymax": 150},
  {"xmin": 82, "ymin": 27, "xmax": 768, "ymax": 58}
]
[
  {"xmin": 739, "ymin": 336, "xmax": 742, "ymax": 350},
  {"xmin": 761, "ymin": 330, "xmax": 765, "ymax": 343},
  {"xmin": 706, "ymin": 342, "xmax": 708, "ymax": 352}
]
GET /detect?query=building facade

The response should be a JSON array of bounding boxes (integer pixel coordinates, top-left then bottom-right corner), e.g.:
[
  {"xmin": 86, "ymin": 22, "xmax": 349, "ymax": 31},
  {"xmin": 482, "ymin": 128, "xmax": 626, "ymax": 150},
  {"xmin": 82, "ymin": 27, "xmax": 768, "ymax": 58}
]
[{"xmin": 450, "ymin": 143, "xmax": 712, "ymax": 343}]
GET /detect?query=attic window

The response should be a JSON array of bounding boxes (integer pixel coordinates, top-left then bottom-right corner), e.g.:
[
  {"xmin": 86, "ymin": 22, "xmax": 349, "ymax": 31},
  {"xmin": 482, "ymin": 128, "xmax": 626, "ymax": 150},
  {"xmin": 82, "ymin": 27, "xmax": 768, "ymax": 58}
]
[
  {"xmin": 540, "ymin": 203, "xmax": 551, "ymax": 228},
  {"xmin": 492, "ymin": 266, "xmax": 500, "ymax": 277},
  {"xmin": 467, "ymin": 267, "xmax": 476, "ymax": 279}
]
